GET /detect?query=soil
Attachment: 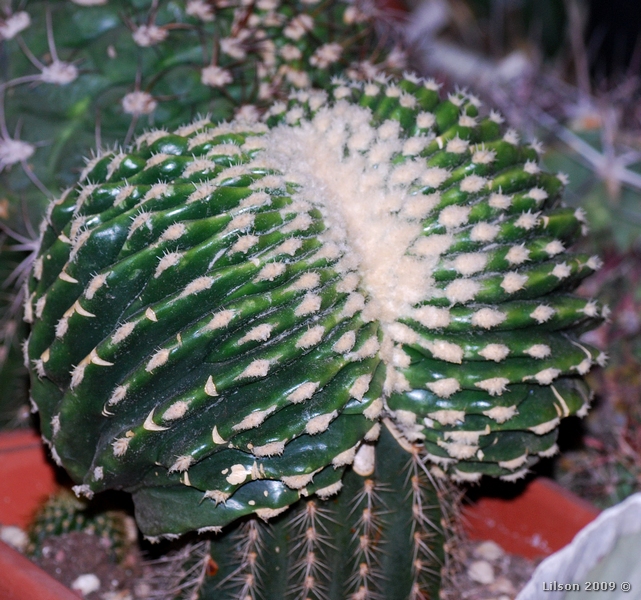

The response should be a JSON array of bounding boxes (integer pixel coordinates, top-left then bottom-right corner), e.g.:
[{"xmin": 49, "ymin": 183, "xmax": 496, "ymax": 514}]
[
  {"xmin": 31, "ymin": 531, "xmax": 148, "ymax": 600},
  {"xmin": 442, "ymin": 539, "xmax": 538, "ymax": 600}
]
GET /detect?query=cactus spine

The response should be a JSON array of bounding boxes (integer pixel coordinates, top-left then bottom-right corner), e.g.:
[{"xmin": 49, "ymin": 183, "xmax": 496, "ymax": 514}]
[{"xmin": 25, "ymin": 73, "xmax": 604, "ymax": 598}]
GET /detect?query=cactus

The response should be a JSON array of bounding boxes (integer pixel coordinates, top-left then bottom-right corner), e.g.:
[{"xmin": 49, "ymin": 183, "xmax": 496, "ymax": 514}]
[
  {"xmin": 145, "ymin": 425, "xmax": 455, "ymax": 600},
  {"xmin": 25, "ymin": 74, "xmax": 604, "ymax": 598},
  {"xmin": 26, "ymin": 488, "xmax": 135, "ymax": 563},
  {"xmin": 0, "ymin": 0, "xmax": 404, "ymax": 426}
]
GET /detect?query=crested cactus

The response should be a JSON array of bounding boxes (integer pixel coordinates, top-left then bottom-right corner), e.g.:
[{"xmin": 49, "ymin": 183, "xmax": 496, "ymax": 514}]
[
  {"xmin": 0, "ymin": 0, "xmax": 404, "ymax": 427},
  {"xmin": 25, "ymin": 73, "xmax": 605, "ymax": 598}
]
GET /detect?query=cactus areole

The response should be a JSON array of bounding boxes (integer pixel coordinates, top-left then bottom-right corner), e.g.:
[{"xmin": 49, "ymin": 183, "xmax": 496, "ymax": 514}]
[{"xmin": 26, "ymin": 74, "xmax": 605, "ymax": 539}]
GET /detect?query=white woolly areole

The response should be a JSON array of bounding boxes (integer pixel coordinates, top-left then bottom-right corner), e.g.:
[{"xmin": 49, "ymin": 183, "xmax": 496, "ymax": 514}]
[
  {"xmin": 294, "ymin": 294, "xmax": 322, "ymax": 316},
  {"xmin": 332, "ymin": 444, "xmax": 358, "ymax": 467},
  {"xmin": 287, "ymin": 381, "xmax": 319, "ymax": 404},
  {"xmin": 437, "ymin": 440, "xmax": 478, "ymax": 460},
  {"xmin": 146, "ymin": 349, "xmax": 170, "ymax": 372},
  {"xmin": 439, "ymin": 205, "xmax": 470, "ymax": 229},
  {"xmin": 349, "ymin": 374, "xmax": 372, "ymax": 400},
  {"xmin": 204, "ymin": 310, "xmax": 235, "ymax": 331},
  {"xmin": 332, "ymin": 331, "xmax": 356, "ymax": 354},
  {"xmin": 426, "ymin": 379, "xmax": 461, "ymax": 398},
  {"xmin": 506, "ymin": 245, "xmax": 530, "ymax": 265},
  {"xmin": 232, "ymin": 406, "xmax": 276, "ymax": 431},
  {"xmin": 363, "ymin": 398, "xmax": 383, "ymax": 420},
  {"xmin": 452, "ymin": 252, "xmax": 488, "ymax": 275},
  {"xmin": 525, "ymin": 344, "xmax": 551, "ymax": 359},
  {"xmin": 122, "ymin": 91, "xmax": 157, "ymax": 116},
  {"xmin": 306, "ymin": 410, "xmax": 338, "ymax": 434},
  {"xmin": 0, "ymin": 139, "xmax": 34, "ymax": 167},
  {"xmin": 483, "ymin": 405, "xmax": 518, "ymax": 423},
  {"xmin": 499, "ymin": 455, "xmax": 529, "ymax": 470},
  {"xmin": 163, "ymin": 401, "xmax": 189, "ymax": 421},
  {"xmin": 529, "ymin": 417, "xmax": 560, "ymax": 435},
  {"xmin": 296, "ymin": 325, "xmax": 325, "ymax": 349},
  {"xmin": 470, "ymin": 222, "xmax": 500, "ymax": 242},
  {"xmin": 412, "ymin": 305, "xmax": 451, "ymax": 329},
  {"xmin": 236, "ymin": 359, "xmax": 270, "ymax": 380},
  {"xmin": 501, "ymin": 272, "xmax": 529, "ymax": 293},
  {"xmin": 0, "ymin": 12, "xmax": 30, "ymax": 40},
  {"xmin": 427, "ymin": 340, "xmax": 464, "ymax": 364},
  {"xmin": 40, "ymin": 61, "xmax": 79, "ymax": 85},
  {"xmin": 542, "ymin": 240, "xmax": 564, "ymax": 256},
  {"xmin": 552, "ymin": 263, "xmax": 572, "ymax": 279},
  {"xmin": 108, "ymin": 385, "xmax": 128, "ymax": 406},
  {"xmin": 353, "ymin": 443, "xmax": 376, "ymax": 476},
  {"xmin": 252, "ymin": 441, "xmax": 286, "ymax": 457},
  {"xmin": 238, "ymin": 324, "xmax": 273, "ymax": 345},
  {"xmin": 460, "ymin": 175, "xmax": 487, "ymax": 193},
  {"xmin": 445, "ymin": 279, "xmax": 480, "ymax": 304},
  {"xmin": 201, "ymin": 65, "xmax": 233, "ymax": 88},
  {"xmin": 528, "ymin": 367, "xmax": 561, "ymax": 385},
  {"xmin": 478, "ymin": 344, "xmax": 510, "ymax": 362},
  {"xmin": 475, "ymin": 377, "xmax": 510, "ymax": 396},
  {"xmin": 530, "ymin": 304, "xmax": 555, "ymax": 323}
]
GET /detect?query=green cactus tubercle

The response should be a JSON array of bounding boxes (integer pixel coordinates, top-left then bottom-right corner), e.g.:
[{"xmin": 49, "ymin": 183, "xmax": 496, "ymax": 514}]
[{"xmin": 26, "ymin": 73, "xmax": 604, "ymax": 597}]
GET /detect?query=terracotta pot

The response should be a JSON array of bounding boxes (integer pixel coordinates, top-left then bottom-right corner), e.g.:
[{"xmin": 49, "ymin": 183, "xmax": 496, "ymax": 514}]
[
  {"xmin": 463, "ymin": 477, "xmax": 600, "ymax": 559},
  {"xmin": 0, "ymin": 429, "xmax": 599, "ymax": 598},
  {"xmin": 0, "ymin": 429, "xmax": 75, "ymax": 600}
]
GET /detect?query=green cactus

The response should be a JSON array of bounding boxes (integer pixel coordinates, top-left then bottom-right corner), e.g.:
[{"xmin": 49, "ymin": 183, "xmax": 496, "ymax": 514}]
[
  {"xmin": 26, "ymin": 488, "xmax": 135, "ymax": 563},
  {"xmin": 25, "ymin": 74, "xmax": 604, "ymax": 598},
  {"xmin": 0, "ymin": 0, "xmax": 404, "ymax": 427},
  {"xmin": 202, "ymin": 424, "xmax": 449, "ymax": 600},
  {"xmin": 146, "ymin": 424, "xmax": 454, "ymax": 600}
]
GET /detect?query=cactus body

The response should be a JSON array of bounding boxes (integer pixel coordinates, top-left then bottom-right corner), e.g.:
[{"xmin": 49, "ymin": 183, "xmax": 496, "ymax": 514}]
[
  {"xmin": 203, "ymin": 423, "xmax": 446, "ymax": 600},
  {"xmin": 26, "ymin": 73, "xmax": 604, "ymax": 597}
]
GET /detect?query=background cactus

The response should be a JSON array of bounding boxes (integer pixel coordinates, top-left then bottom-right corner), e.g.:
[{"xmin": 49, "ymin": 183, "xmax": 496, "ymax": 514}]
[
  {"xmin": 25, "ymin": 72, "xmax": 604, "ymax": 598},
  {"xmin": 0, "ymin": 0, "xmax": 405, "ymax": 427},
  {"xmin": 26, "ymin": 488, "xmax": 135, "ymax": 563}
]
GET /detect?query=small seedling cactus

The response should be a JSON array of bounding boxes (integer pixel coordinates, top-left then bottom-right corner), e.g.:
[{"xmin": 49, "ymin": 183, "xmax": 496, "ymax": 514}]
[
  {"xmin": 25, "ymin": 73, "xmax": 605, "ymax": 598},
  {"xmin": 26, "ymin": 488, "xmax": 136, "ymax": 563}
]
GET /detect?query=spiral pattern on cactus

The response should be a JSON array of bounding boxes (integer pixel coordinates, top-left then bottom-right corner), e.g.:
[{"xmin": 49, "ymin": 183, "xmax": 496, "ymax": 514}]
[{"xmin": 26, "ymin": 73, "xmax": 605, "ymax": 537}]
